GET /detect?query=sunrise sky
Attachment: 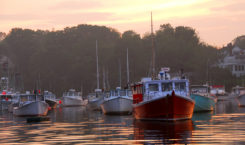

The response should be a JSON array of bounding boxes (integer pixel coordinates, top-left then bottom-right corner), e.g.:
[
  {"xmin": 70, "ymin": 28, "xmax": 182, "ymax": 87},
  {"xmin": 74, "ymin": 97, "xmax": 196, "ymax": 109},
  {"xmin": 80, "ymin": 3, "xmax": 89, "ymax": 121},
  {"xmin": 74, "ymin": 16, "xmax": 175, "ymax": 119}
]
[{"xmin": 1, "ymin": 0, "xmax": 245, "ymax": 47}]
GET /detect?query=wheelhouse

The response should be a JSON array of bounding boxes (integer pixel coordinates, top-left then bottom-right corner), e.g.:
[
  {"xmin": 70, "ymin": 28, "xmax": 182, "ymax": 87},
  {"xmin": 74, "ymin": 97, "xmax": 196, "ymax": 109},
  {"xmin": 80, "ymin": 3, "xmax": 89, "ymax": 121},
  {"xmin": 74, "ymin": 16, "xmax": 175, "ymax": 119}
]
[{"xmin": 132, "ymin": 79, "xmax": 189, "ymax": 104}]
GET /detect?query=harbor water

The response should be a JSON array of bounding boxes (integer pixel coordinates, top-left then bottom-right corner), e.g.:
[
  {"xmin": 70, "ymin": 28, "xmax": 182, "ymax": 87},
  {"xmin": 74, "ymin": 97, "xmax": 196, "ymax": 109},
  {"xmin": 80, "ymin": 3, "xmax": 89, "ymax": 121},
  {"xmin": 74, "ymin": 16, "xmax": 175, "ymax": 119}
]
[{"xmin": 0, "ymin": 98, "xmax": 245, "ymax": 144}]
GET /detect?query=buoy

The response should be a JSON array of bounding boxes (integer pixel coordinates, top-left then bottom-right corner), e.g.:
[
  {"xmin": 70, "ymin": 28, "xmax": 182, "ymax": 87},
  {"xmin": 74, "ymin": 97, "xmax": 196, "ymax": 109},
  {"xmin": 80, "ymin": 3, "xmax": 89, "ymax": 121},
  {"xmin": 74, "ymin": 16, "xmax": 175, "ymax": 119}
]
[{"xmin": 48, "ymin": 107, "xmax": 52, "ymax": 111}]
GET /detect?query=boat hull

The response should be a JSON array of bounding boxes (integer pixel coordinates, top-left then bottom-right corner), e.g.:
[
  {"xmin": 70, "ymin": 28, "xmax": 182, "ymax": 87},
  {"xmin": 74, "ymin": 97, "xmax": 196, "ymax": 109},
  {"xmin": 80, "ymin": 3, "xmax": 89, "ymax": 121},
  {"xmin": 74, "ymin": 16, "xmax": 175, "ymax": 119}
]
[
  {"xmin": 190, "ymin": 94, "xmax": 216, "ymax": 112},
  {"xmin": 133, "ymin": 94, "xmax": 195, "ymax": 121},
  {"xmin": 45, "ymin": 99, "xmax": 58, "ymax": 109},
  {"xmin": 88, "ymin": 97, "xmax": 104, "ymax": 110},
  {"xmin": 101, "ymin": 97, "xmax": 133, "ymax": 115},
  {"xmin": 237, "ymin": 94, "xmax": 245, "ymax": 107},
  {"xmin": 13, "ymin": 101, "xmax": 49, "ymax": 117},
  {"xmin": 63, "ymin": 97, "xmax": 85, "ymax": 107}
]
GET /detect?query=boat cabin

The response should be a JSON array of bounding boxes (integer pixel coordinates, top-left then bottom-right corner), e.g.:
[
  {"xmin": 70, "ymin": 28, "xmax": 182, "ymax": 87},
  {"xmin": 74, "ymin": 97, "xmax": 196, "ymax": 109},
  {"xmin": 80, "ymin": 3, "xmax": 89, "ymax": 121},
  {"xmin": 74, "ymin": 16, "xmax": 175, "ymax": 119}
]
[
  {"xmin": 232, "ymin": 86, "xmax": 245, "ymax": 96},
  {"xmin": 0, "ymin": 92, "xmax": 13, "ymax": 102},
  {"xmin": 210, "ymin": 85, "xmax": 225, "ymax": 95},
  {"xmin": 106, "ymin": 87, "xmax": 132, "ymax": 98},
  {"xmin": 63, "ymin": 89, "xmax": 81, "ymax": 98},
  {"xmin": 132, "ymin": 78, "xmax": 189, "ymax": 104},
  {"xmin": 44, "ymin": 91, "xmax": 56, "ymax": 101},
  {"xmin": 190, "ymin": 85, "xmax": 210, "ymax": 95}
]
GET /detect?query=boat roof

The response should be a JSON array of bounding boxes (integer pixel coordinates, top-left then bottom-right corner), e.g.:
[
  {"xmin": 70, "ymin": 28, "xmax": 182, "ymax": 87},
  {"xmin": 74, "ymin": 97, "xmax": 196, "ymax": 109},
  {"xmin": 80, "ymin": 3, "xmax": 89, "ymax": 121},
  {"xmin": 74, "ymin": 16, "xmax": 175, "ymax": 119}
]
[
  {"xmin": 232, "ymin": 86, "xmax": 245, "ymax": 90},
  {"xmin": 143, "ymin": 79, "xmax": 188, "ymax": 84}
]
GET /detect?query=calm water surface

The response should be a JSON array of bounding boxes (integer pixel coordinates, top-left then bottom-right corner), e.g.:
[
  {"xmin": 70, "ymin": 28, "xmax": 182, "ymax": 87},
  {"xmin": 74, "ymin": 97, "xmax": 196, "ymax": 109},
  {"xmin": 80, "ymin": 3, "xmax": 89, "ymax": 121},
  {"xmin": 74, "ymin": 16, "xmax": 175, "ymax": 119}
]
[{"xmin": 0, "ymin": 98, "xmax": 245, "ymax": 144}]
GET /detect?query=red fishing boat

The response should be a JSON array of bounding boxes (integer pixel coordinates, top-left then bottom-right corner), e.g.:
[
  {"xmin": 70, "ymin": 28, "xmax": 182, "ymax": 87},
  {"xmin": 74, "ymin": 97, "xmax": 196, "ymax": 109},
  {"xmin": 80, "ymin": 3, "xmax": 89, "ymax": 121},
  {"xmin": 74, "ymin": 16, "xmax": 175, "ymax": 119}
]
[{"xmin": 131, "ymin": 68, "xmax": 195, "ymax": 121}]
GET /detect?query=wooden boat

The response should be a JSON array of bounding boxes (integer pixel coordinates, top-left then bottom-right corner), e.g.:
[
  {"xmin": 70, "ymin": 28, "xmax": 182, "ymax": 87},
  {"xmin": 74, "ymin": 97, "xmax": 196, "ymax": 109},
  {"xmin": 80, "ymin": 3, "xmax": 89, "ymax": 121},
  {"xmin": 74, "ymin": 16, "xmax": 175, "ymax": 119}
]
[
  {"xmin": 190, "ymin": 85, "xmax": 217, "ymax": 112},
  {"xmin": 62, "ymin": 89, "xmax": 88, "ymax": 107},
  {"xmin": 131, "ymin": 68, "xmax": 195, "ymax": 121},
  {"xmin": 13, "ymin": 93, "xmax": 49, "ymax": 116},
  {"xmin": 101, "ymin": 88, "xmax": 132, "ymax": 115}
]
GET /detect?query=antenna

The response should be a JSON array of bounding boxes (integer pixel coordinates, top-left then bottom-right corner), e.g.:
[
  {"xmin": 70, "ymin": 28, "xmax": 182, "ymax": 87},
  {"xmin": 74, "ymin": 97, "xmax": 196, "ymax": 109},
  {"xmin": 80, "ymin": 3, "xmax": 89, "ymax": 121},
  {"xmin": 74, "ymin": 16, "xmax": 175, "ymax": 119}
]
[
  {"xmin": 151, "ymin": 12, "xmax": 156, "ymax": 79},
  {"xmin": 96, "ymin": 40, "xmax": 99, "ymax": 89}
]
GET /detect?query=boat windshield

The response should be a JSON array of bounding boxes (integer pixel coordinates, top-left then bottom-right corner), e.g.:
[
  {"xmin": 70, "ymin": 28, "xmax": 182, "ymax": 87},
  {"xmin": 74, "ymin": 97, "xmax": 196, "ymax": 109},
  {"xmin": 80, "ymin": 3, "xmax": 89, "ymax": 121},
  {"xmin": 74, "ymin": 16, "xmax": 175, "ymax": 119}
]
[
  {"xmin": 162, "ymin": 82, "xmax": 172, "ymax": 91},
  {"xmin": 175, "ymin": 82, "xmax": 186, "ymax": 91},
  {"xmin": 191, "ymin": 86, "xmax": 208, "ymax": 93},
  {"xmin": 149, "ymin": 84, "xmax": 159, "ymax": 91}
]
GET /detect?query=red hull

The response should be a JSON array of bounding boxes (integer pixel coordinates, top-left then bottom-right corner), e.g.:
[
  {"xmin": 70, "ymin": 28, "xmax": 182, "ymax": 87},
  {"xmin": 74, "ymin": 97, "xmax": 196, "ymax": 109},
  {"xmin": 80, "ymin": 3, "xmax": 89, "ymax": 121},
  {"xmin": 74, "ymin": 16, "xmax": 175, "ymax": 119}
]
[{"xmin": 133, "ymin": 94, "xmax": 195, "ymax": 121}]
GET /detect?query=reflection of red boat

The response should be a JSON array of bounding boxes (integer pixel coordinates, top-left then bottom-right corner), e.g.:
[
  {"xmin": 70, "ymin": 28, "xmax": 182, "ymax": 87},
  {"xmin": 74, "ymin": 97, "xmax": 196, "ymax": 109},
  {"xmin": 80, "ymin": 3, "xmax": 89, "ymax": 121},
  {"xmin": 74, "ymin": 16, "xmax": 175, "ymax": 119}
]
[
  {"xmin": 131, "ymin": 69, "xmax": 195, "ymax": 121},
  {"xmin": 134, "ymin": 119, "xmax": 194, "ymax": 144}
]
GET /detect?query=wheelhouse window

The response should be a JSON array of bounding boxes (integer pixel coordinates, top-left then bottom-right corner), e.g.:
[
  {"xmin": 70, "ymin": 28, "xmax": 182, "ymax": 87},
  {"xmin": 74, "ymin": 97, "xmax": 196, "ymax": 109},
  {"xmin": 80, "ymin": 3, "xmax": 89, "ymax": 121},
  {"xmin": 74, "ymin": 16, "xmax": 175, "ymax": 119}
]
[
  {"xmin": 162, "ymin": 82, "xmax": 173, "ymax": 91},
  {"xmin": 148, "ymin": 84, "xmax": 159, "ymax": 91},
  {"xmin": 175, "ymin": 82, "xmax": 186, "ymax": 91}
]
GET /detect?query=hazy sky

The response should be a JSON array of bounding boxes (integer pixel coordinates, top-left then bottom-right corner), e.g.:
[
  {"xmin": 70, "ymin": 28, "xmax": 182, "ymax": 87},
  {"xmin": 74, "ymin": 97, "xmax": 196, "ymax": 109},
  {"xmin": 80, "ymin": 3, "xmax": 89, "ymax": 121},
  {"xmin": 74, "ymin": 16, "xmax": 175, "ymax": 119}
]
[{"xmin": 1, "ymin": 0, "xmax": 245, "ymax": 47}]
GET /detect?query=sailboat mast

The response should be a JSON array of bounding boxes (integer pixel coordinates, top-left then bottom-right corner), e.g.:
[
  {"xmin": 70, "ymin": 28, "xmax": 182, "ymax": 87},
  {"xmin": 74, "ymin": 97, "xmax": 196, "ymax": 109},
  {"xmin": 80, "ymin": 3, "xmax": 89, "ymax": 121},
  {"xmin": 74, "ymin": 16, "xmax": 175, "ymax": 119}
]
[
  {"xmin": 119, "ymin": 59, "xmax": 121, "ymax": 88},
  {"xmin": 126, "ymin": 48, "xmax": 130, "ymax": 84},
  {"xmin": 103, "ymin": 67, "xmax": 106, "ymax": 90},
  {"xmin": 151, "ymin": 12, "xmax": 156, "ymax": 78},
  {"xmin": 96, "ymin": 40, "xmax": 99, "ymax": 89}
]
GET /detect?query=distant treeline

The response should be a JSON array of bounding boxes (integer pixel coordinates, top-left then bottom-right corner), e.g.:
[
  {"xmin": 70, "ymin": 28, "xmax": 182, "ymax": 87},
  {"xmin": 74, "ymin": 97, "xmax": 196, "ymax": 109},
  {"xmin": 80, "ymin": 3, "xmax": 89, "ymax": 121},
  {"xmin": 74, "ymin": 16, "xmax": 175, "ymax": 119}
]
[{"xmin": 0, "ymin": 24, "xmax": 243, "ymax": 96}]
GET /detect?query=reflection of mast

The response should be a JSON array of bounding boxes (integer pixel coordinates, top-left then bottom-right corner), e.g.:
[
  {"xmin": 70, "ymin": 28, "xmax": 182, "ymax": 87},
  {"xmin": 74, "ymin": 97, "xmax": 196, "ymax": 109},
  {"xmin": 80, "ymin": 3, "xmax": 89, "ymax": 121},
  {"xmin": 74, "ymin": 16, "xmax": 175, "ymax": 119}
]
[
  {"xmin": 96, "ymin": 40, "xmax": 99, "ymax": 89},
  {"xmin": 151, "ymin": 12, "xmax": 156, "ymax": 79}
]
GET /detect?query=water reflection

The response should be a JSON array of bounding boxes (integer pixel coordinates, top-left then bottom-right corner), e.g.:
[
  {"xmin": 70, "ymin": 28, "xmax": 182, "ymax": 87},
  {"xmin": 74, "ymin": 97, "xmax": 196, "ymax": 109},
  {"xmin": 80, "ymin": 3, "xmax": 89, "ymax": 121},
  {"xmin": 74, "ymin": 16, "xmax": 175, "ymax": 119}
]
[
  {"xmin": 134, "ymin": 120, "xmax": 194, "ymax": 144},
  {"xmin": 0, "ymin": 98, "xmax": 245, "ymax": 144}
]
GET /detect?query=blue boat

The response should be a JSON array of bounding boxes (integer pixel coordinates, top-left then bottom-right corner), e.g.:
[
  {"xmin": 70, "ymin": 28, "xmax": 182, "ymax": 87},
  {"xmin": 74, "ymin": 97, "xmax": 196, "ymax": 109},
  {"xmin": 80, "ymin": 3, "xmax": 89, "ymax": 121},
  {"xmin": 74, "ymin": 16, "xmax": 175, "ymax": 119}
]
[{"xmin": 190, "ymin": 85, "xmax": 217, "ymax": 112}]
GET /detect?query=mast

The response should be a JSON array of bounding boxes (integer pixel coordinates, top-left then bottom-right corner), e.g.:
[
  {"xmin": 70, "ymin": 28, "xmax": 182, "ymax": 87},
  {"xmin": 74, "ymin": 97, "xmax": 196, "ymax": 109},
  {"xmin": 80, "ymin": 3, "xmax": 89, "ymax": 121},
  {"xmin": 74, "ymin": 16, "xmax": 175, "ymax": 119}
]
[
  {"xmin": 103, "ymin": 67, "xmax": 106, "ymax": 91},
  {"xmin": 151, "ymin": 12, "xmax": 156, "ymax": 78},
  {"xmin": 119, "ymin": 59, "xmax": 121, "ymax": 88},
  {"xmin": 126, "ymin": 48, "xmax": 130, "ymax": 85},
  {"xmin": 96, "ymin": 40, "xmax": 99, "ymax": 89}
]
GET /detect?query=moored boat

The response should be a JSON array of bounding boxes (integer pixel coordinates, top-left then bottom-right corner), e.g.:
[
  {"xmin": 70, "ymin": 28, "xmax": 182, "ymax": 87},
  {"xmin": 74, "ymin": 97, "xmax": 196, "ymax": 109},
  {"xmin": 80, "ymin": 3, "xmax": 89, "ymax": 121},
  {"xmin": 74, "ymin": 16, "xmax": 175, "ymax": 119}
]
[
  {"xmin": 232, "ymin": 86, "xmax": 245, "ymax": 107},
  {"xmin": 13, "ymin": 92, "xmax": 49, "ymax": 116},
  {"xmin": 101, "ymin": 87, "xmax": 132, "ymax": 115},
  {"xmin": 131, "ymin": 68, "xmax": 195, "ymax": 121},
  {"xmin": 62, "ymin": 89, "xmax": 88, "ymax": 107},
  {"xmin": 44, "ymin": 90, "xmax": 57, "ymax": 109},
  {"xmin": 87, "ymin": 89, "xmax": 104, "ymax": 110},
  {"xmin": 210, "ymin": 85, "xmax": 226, "ymax": 96},
  {"xmin": 190, "ymin": 85, "xmax": 217, "ymax": 112}
]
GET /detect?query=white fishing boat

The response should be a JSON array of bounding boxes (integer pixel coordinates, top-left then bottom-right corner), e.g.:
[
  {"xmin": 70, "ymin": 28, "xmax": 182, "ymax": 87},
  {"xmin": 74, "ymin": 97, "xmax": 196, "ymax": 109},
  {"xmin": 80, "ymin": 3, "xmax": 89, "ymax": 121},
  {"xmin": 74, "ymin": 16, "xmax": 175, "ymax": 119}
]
[
  {"xmin": 101, "ymin": 87, "xmax": 132, "ymax": 115},
  {"xmin": 44, "ymin": 90, "xmax": 57, "ymax": 109},
  {"xmin": 87, "ymin": 40, "xmax": 105, "ymax": 110},
  {"xmin": 101, "ymin": 48, "xmax": 133, "ymax": 114},
  {"xmin": 88, "ymin": 89, "xmax": 104, "ymax": 110},
  {"xmin": 62, "ymin": 89, "xmax": 88, "ymax": 107},
  {"xmin": 13, "ymin": 92, "xmax": 49, "ymax": 116}
]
